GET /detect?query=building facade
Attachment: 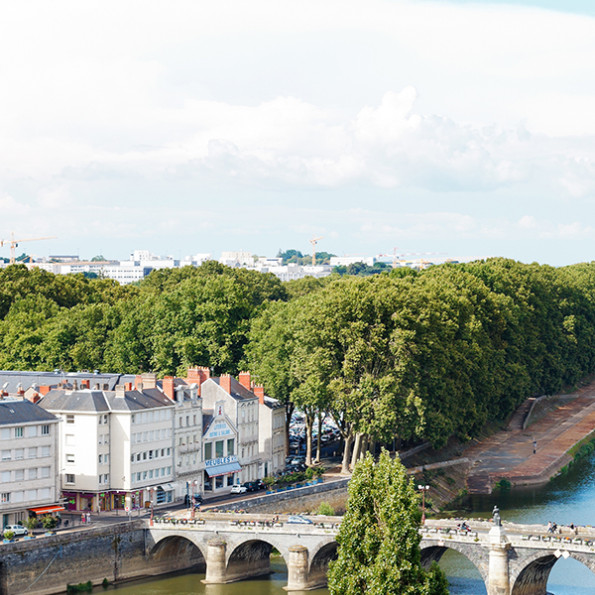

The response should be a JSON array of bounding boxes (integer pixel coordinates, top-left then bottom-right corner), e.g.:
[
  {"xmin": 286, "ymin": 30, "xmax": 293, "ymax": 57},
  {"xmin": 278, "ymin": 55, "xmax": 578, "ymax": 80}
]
[{"xmin": 0, "ymin": 399, "xmax": 60, "ymax": 527}]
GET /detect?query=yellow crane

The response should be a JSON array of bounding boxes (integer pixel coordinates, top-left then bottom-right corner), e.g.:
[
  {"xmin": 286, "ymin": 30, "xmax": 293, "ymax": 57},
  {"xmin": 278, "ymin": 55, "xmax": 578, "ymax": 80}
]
[
  {"xmin": 0, "ymin": 233, "xmax": 56, "ymax": 264},
  {"xmin": 310, "ymin": 236, "xmax": 324, "ymax": 266}
]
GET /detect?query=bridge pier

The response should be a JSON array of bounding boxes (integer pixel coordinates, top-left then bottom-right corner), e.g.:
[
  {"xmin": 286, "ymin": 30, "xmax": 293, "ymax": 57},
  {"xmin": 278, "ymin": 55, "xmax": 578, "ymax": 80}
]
[
  {"xmin": 487, "ymin": 525, "xmax": 511, "ymax": 595},
  {"xmin": 203, "ymin": 538, "xmax": 227, "ymax": 584},
  {"xmin": 285, "ymin": 545, "xmax": 309, "ymax": 591}
]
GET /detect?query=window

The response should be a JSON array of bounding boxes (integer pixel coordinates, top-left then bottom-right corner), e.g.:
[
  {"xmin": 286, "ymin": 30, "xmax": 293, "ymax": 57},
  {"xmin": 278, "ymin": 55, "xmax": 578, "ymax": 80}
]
[
  {"xmin": 14, "ymin": 448, "xmax": 24, "ymax": 460},
  {"xmin": 1, "ymin": 471, "xmax": 10, "ymax": 482},
  {"xmin": 41, "ymin": 425, "xmax": 50, "ymax": 435},
  {"xmin": 66, "ymin": 454, "xmax": 75, "ymax": 463},
  {"xmin": 12, "ymin": 491, "xmax": 23, "ymax": 503},
  {"xmin": 26, "ymin": 426, "xmax": 37, "ymax": 437},
  {"xmin": 41, "ymin": 446, "xmax": 50, "ymax": 457},
  {"xmin": 227, "ymin": 439, "xmax": 235, "ymax": 456},
  {"xmin": 0, "ymin": 429, "xmax": 9, "ymax": 440},
  {"xmin": 98, "ymin": 454, "xmax": 103, "ymax": 464},
  {"xmin": 204, "ymin": 443, "xmax": 212, "ymax": 460},
  {"xmin": 103, "ymin": 474, "xmax": 109, "ymax": 484},
  {"xmin": 28, "ymin": 447, "xmax": 37, "ymax": 459},
  {"xmin": 66, "ymin": 434, "xmax": 75, "ymax": 446},
  {"xmin": 39, "ymin": 487, "xmax": 50, "ymax": 499},
  {"xmin": 65, "ymin": 474, "xmax": 75, "ymax": 484},
  {"xmin": 40, "ymin": 467, "xmax": 50, "ymax": 478},
  {"xmin": 25, "ymin": 489, "xmax": 36, "ymax": 500},
  {"xmin": 66, "ymin": 415, "xmax": 74, "ymax": 424},
  {"xmin": 1, "ymin": 450, "xmax": 10, "ymax": 461},
  {"xmin": 1, "ymin": 493, "xmax": 10, "ymax": 503},
  {"xmin": 104, "ymin": 454, "xmax": 109, "ymax": 464},
  {"xmin": 15, "ymin": 427, "xmax": 23, "ymax": 438},
  {"xmin": 14, "ymin": 469, "xmax": 24, "ymax": 481},
  {"xmin": 131, "ymin": 414, "xmax": 136, "ymax": 423},
  {"xmin": 28, "ymin": 468, "xmax": 37, "ymax": 480}
]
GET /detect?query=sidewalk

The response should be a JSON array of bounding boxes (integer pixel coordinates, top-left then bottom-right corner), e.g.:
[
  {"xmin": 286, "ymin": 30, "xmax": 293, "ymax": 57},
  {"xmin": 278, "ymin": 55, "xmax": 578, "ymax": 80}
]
[{"xmin": 465, "ymin": 380, "xmax": 595, "ymax": 491}]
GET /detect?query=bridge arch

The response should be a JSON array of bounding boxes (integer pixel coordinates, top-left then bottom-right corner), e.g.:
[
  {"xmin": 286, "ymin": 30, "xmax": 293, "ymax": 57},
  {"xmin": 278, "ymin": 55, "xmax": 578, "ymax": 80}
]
[
  {"xmin": 149, "ymin": 534, "xmax": 206, "ymax": 574},
  {"xmin": 225, "ymin": 537, "xmax": 288, "ymax": 584},
  {"xmin": 308, "ymin": 539, "xmax": 338, "ymax": 588},
  {"xmin": 511, "ymin": 550, "xmax": 595, "ymax": 595},
  {"xmin": 420, "ymin": 542, "xmax": 489, "ymax": 585}
]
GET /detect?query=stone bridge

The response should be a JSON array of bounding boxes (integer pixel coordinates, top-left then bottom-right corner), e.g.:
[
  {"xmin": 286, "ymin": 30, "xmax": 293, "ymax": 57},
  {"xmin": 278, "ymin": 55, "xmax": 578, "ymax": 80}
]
[{"xmin": 147, "ymin": 514, "xmax": 595, "ymax": 594}]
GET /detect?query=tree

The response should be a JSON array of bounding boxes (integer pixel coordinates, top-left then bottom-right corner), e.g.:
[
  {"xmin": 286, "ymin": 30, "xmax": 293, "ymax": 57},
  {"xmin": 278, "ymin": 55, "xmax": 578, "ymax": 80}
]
[{"xmin": 328, "ymin": 450, "xmax": 448, "ymax": 595}]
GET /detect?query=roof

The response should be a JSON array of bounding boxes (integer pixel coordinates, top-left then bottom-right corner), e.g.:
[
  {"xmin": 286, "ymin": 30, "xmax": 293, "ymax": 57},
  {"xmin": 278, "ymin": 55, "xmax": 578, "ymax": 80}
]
[
  {"xmin": 0, "ymin": 370, "xmax": 135, "ymax": 393},
  {"xmin": 212, "ymin": 377, "xmax": 258, "ymax": 401},
  {"xmin": 0, "ymin": 399, "xmax": 58, "ymax": 425},
  {"xmin": 262, "ymin": 395, "xmax": 284, "ymax": 410},
  {"xmin": 39, "ymin": 387, "xmax": 174, "ymax": 414}
]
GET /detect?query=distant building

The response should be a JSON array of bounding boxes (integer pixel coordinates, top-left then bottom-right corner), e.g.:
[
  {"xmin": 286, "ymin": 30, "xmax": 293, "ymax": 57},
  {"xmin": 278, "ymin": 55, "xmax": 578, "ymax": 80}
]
[
  {"xmin": 330, "ymin": 256, "xmax": 376, "ymax": 267},
  {"xmin": 257, "ymin": 387, "xmax": 286, "ymax": 477},
  {"xmin": 0, "ymin": 399, "xmax": 60, "ymax": 527}
]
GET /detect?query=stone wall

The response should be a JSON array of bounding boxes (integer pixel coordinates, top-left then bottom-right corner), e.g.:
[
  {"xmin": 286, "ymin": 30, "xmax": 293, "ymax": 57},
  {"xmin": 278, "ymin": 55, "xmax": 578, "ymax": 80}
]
[
  {"xmin": 0, "ymin": 521, "xmax": 203, "ymax": 595},
  {"xmin": 215, "ymin": 479, "xmax": 350, "ymax": 515}
]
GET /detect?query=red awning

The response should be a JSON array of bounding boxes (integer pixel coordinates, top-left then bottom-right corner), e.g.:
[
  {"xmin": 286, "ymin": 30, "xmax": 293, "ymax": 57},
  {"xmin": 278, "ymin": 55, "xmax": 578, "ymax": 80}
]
[{"xmin": 28, "ymin": 505, "xmax": 65, "ymax": 515}]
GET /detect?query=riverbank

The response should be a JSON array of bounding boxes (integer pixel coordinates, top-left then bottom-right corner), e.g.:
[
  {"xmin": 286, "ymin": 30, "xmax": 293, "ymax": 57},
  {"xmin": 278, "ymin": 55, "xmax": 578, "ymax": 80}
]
[{"xmin": 403, "ymin": 378, "xmax": 595, "ymax": 513}]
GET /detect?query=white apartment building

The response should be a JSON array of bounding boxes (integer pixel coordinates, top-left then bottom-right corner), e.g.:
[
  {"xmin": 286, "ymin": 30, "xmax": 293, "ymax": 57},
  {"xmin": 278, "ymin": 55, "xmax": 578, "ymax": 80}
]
[
  {"xmin": 256, "ymin": 387, "xmax": 286, "ymax": 478},
  {"xmin": 200, "ymin": 372, "xmax": 261, "ymax": 493},
  {"xmin": 39, "ymin": 376, "xmax": 175, "ymax": 512},
  {"xmin": 0, "ymin": 399, "xmax": 60, "ymax": 528},
  {"xmin": 160, "ymin": 376, "xmax": 204, "ymax": 501}
]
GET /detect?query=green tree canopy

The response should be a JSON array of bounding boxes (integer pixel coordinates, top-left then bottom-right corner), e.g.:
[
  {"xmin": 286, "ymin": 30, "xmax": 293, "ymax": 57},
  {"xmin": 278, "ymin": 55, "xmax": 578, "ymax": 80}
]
[{"xmin": 328, "ymin": 450, "xmax": 448, "ymax": 595}]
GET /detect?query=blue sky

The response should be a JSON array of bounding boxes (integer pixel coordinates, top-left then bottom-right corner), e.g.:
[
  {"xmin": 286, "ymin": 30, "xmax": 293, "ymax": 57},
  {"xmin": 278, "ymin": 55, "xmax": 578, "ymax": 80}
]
[{"xmin": 1, "ymin": 0, "xmax": 594, "ymax": 265}]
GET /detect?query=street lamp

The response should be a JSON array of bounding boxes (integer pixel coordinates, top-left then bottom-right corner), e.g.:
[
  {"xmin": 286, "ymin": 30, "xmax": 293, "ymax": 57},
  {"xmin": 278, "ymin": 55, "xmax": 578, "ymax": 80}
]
[
  {"xmin": 148, "ymin": 487, "xmax": 154, "ymax": 526},
  {"xmin": 418, "ymin": 484, "xmax": 430, "ymax": 524}
]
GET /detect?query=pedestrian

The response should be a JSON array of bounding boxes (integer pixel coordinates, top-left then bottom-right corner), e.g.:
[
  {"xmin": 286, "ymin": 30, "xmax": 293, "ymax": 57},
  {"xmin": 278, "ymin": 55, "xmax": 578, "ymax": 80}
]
[
  {"xmin": 86, "ymin": 512, "xmax": 91, "ymax": 524},
  {"xmin": 81, "ymin": 513, "xmax": 85, "ymax": 524},
  {"xmin": 533, "ymin": 440, "xmax": 537, "ymax": 455}
]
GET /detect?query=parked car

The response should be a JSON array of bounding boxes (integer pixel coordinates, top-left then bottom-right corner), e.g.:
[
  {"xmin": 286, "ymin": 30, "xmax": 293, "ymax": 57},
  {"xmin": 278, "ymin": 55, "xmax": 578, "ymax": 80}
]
[
  {"xmin": 254, "ymin": 479, "xmax": 266, "ymax": 490},
  {"xmin": 2, "ymin": 525, "xmax": 28, "ymax": 537},
  {"xmin": 242, "ymin": 481, "xmax": 258, "ymax": 492},
  {"xmin": 287, "ymin": 515, "xmax": 313, "ymax": 524},
  {"xmin": 231, "ymin": 484, "xmax": 248, "ymax": 494}
]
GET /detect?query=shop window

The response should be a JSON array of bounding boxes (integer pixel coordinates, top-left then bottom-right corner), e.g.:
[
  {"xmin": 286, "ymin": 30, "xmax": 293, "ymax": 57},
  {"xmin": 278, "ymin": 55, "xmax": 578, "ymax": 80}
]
[
  {"xmin": 66, "ymin": 474, "xmax": 75, "ymax": 484},
  {"xmin": 215, "ymin": 476, "xmax": 223, "ymax": 489},
  {"xmin": 204, "ymin": 443, "xmax": 212, "ymax": 460},
  {"xmin": 227, "ymin": 439, "xmax": 235, "ymax": 456},
  {"xmin": 227, "ymin": 475, "xmax": 234, "ymax": 487}
]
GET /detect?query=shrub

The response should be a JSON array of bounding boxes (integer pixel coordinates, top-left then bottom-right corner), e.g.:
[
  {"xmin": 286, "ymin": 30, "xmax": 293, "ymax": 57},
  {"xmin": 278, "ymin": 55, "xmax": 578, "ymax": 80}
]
[
  {"xmin": 3, "ymin": 530, "xmax": 14, "ymax": 541},
  {"xmin": 316, "ymin": 502, "xmax": 335, "ymax": 516}
]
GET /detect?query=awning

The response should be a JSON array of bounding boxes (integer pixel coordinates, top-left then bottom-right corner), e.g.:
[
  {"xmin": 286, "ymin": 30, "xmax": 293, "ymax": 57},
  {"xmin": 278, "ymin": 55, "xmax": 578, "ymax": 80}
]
[
  {"xmin": 205, "ymin": 461, "xmax": 242, "ymax": 478},
  {"xmin": 29, "ymin": 505, "xmax": 65, "ymax": 515},
  {"xmin": 156, "ymin": 483, "xmax": 175, "ymax": 492}
]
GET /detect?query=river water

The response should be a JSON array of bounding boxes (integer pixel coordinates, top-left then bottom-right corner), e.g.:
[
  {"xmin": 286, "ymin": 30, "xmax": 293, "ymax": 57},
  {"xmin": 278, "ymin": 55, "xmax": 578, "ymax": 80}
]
[{"xmin": 109, "ymin": 453, "xmax": 595, "ymax": 594}]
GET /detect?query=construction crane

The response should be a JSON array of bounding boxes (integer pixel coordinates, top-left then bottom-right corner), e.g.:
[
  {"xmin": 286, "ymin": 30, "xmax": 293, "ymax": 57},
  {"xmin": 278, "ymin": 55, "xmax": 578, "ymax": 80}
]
[
  {"xmin": 0, "ymin": 233, "xmax": 56, "ymax": 265},
  {"xmin": 310, "ymin": 237, "xmax": 324, "ymax": 266}
]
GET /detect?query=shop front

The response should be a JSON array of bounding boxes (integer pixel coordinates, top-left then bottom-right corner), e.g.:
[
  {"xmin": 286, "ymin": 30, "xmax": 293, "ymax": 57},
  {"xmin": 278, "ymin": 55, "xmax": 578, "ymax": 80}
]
[{"xmin": 204, "ymin": 455, "xmax": 242, "ymax": 493}]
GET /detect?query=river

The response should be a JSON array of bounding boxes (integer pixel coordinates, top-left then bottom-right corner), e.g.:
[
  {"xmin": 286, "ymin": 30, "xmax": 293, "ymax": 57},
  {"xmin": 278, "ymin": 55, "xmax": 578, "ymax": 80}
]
[{"xmin": 109, "ymin": 452, "xmax": 595, "ymax": 594}]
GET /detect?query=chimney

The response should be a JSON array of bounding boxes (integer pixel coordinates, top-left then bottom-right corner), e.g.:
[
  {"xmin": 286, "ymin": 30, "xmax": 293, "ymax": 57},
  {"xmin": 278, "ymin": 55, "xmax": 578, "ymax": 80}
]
[
  {"xmin": 115, "ymin": 384, "xmax": 126, "ymax": 397},
  {"xmin": 80, "ymin": 379, "xmax": 90, "ymax": 389},
  {"xmin": 163, "ymin": 376, "xmax": 175, "ymax": 400},
  {"xmin": 141, "ymin": 373, "xmax": 157, "ymax": 389},
  {"xmin": 39, "ymin": 386, "xmax": 51, "ymax": 396},
  {"xmin": 238, "ymin": 371, "xmax": 251, "ymax": 390},
  {"xmin": 135, "ymin": 375, "xmax": 144, "ymax": 391},
  {"xmin": 254, "ymin": 385, "xmax": 265, "ymax": 405},
  {"xmin": 219, "ymin": 374, "xmax": 232, "ymax": 394},
  {"xmin": 125, "ymin": 382, "xmax": 133, "ymax": 391}
]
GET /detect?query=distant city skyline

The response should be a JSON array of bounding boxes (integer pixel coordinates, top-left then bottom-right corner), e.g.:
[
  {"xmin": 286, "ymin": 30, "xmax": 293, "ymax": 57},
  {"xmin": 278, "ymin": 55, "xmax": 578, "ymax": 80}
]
[{"xmin": 2, "ymin": 0, "xmax": 595, "ymax": 267}]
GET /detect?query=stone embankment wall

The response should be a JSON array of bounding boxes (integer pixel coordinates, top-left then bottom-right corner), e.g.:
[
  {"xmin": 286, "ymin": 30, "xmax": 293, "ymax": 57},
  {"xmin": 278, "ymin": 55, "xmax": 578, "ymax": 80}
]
[
  {"xmin": 215, "ymin": 479, "xmax": 351, "ymax": 515},
  {"xmin": 0, "ymin": 521, "xmax": 203, "ymax": 595}
]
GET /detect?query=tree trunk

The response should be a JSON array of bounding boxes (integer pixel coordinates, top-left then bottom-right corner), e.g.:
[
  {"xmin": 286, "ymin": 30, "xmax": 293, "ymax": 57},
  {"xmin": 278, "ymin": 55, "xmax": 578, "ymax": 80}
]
[
  {"xmin": 350, "ymin": 432, "xmax": 363, "ymax": 470},
  {"xmin": 305, "ymin": 412, "xmax": 314, "ymax": 467},
  {"xmin": 315, "ymin": 413, "xmax": 323, "ymax": 463},
  {"xmin": 360, "ymin": 435, "xmax": 369, "ymax": 461},
  {"xmin": 368, "ymin": 438, "xmax": 376, "ymax": 456},
  {"xmin": 284, "ymin": 402, "xmax": 295, "ymax": 456},
  {"xmin": 341, "ymin": 433, "xmax": 354, "ymax": 475}
]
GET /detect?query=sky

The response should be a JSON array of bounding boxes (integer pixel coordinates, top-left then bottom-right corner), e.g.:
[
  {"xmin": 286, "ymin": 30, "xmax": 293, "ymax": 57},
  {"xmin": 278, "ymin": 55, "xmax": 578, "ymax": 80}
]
[{"xmin": 1, "ymin": 0, "xmax": 595, "ymax": 266}]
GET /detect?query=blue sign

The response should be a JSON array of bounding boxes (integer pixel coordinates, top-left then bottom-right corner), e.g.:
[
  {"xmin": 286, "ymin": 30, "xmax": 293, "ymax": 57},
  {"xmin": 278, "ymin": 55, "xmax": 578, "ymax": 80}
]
[{"xmin": 205, "ymin": 455, "xmax": 238, "ymax": 468}]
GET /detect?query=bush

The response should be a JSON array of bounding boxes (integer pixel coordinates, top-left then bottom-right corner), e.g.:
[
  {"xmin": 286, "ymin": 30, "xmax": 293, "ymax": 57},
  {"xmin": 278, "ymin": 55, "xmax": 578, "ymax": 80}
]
[
  {"xmin": 3, "ymin": 530, "xmax": 14, "ymax": 541},
  {"xmin": 316, "ymin": 502, "xmax": 335, "ymax": 516},
  {"xmin": 41, "ymin": 516, "xmax": 57, "ymax": 530}
]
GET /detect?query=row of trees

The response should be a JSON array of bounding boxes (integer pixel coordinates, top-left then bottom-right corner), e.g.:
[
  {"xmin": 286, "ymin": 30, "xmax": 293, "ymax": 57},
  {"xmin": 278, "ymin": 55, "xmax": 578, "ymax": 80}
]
[{"xmin": 2, "ymin": 259, "xmax": 595, "ymax": 471}]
